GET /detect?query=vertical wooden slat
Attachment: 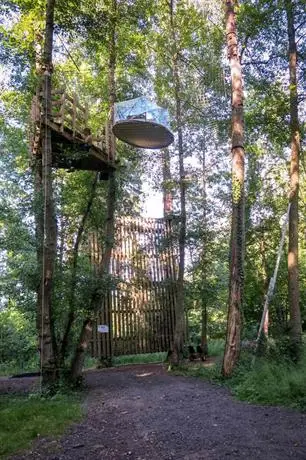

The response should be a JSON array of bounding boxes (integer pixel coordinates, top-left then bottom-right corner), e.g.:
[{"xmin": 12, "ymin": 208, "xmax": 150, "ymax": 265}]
[
  {"xmin": 131, "ymin": 220, "xmax": 137, "ymax": 355},
  {"xmin": 105, "ymin": 121, "xmax": 110, "ymax": 160},
  {"xmin": 165, "ymin": 218, "xmax": 175, "ymax": 347},
  {"xmin": 84, "ymin": 101, "xmax": 89, "ymax": 132},
  {"xmin": 147, "ymin": 218, "xmax": 154, "ymax": 353},
  {"xmin": 72, "ymin": 92, "xmax": 77, "ymax": 137},
  {"xmin": 134, "ymin": 218, "xmax": 141, "ymax": 354},
  {"xmin": 60, "ymin": 91, "xmax": 65, "ymax": 132},
  {"xmin": 143, "ymin": 219, "xmax": 148, "ymax": 354},
  {"xmin": 149, "ymin": 218, "xmax": 157, "ymax": 352},
  {"xmin": 123, "ymin": 218, "xmax": 128, "ymax": 354},
  {"xmin": 97, "ymin": 312, "xmax": 102, "ymax": 359},
  {"xmin": 156, "ymin": 219, "xmax": 163, "ymax": 352},
  {"xmin": 137, "ymin": 218, "xmax": 145, "ymax": 354},
  {"xmin": 127, "ymin": 223, "xmax": 134, "ymax": 355}
]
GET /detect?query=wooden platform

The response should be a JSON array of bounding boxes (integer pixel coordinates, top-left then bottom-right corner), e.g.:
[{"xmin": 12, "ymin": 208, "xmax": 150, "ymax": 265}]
[
  {"xmin": 48, "ymin": 120, "xmax": 115, "ymax": 174},
  {"xmin": 30, "ymin": 89, "xmax": 116, "ymax": 176}
]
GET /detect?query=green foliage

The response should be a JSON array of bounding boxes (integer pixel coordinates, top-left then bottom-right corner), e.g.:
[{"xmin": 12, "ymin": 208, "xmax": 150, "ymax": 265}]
[
  {"xmin": 0, "ymin": 306, "xmax": 37, "ymax": 375},
  {"xmin": 0, "ymin": 394, "xmax": 82, "ymax": 457},
  {"xmin": 229, "ymin": 347, "xmax": 306, "ymax": 410},
  {"xmin": 112, "ymin": 352, "xmax": 167, "ymax": 366},
  {"xmin": 207, "ymin": 339, "xmax": 225, "ymax": 357}
]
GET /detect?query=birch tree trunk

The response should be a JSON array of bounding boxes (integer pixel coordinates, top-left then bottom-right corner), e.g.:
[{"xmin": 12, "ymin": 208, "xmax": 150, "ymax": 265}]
[
  {"xmin": 222, "ymin": 0, "xmax": 245, "ymax": 378},
  {"xmin": 285, "ymin": 0, "xmax": 302, "ymax": 360},
  {"xmin": 40, "ymin": 0, "xmax": 57, "ymax": 385}
]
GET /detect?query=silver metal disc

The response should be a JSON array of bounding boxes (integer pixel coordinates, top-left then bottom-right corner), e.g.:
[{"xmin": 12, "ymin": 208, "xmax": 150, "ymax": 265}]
[{"xmin": 112, "ymin": 119, "xmax": 174, "ymax": 149}]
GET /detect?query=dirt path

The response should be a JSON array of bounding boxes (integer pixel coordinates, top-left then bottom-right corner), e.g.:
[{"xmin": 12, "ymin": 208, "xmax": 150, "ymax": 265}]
[{"xmin": 3, "ymin": 363, "xmax": 306, "ymax": 460}]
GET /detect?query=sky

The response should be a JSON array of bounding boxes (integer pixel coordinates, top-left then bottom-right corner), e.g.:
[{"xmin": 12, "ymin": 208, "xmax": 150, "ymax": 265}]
[{"xmin": 142, "ymin": 185, "xmax": 163, "ymax": 218}]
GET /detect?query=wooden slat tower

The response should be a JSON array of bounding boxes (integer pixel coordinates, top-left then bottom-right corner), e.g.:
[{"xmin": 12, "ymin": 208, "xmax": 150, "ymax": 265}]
[
  {"xmin": 90, "ymin": 217, "xmax": 178, "ymax": 360},
  {"xmin": 30, "ymin": 87, "xmax": 116, "ymax": 177}
]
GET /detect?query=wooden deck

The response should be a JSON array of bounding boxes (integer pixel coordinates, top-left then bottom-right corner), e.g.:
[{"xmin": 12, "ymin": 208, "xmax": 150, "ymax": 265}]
[{"xmin": 30, "ymin": 89, "xmax": 116, "ymax": 175}]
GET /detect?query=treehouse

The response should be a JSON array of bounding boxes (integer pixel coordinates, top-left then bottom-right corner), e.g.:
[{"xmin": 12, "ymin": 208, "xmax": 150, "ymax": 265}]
[
  {"xmin": 112, "ymin": 96, "xmax": 174, "ymax": 149},
  {"xmin": 30, "ymin": 89, "xmax": 116, "ymax": 177}
]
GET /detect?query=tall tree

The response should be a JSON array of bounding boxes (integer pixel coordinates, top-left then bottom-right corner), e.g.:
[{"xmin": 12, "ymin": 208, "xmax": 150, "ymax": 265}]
[
  {"xmin": 200, "ymin": 137, "xmax": 208, "ymax": 352},
  {"xmin": 222, "ymin": 0, "xmax": 245, "ymax": 377},
  {"xmin": 40, "ymin": 0, "xmax": 57, "ymax": 385},
  {"xmin": 285, "ymin": 0, "xmax": 302, "ymax": 359},
  {"xmin": 169, "ymin": 0, "xmax": 187, "ymax": 366}
]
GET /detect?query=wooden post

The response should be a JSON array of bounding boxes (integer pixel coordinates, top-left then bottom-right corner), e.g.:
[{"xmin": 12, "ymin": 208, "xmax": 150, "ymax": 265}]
[
  {"xmin": 72, "ymin": 92, "xmax": 77, "ymax": 137},
  {"xmin": 60, "ymin": 91, "xmax": 65, "ymax": 133}
]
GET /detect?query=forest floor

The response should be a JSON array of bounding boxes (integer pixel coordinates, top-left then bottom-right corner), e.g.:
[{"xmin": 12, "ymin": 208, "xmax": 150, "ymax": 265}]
[{"xmin": 1, "ymin": 362, "xmax": 306, "ymax": 460}]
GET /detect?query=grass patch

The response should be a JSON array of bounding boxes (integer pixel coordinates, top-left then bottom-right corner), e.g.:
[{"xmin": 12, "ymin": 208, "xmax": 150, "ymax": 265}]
[
  {"xmin": 84, "ymin": 352, "xmax": 167, "ymax": 369},
  {"xmin": 84, "ymin": 356, "xmax": 100, "ymax": 369},
  {"xmin": 207, "ymin": 339, "xmax": 225, "ymax": 357},
  {"xmin": 0, "ymin": 394, "xmax": 82, "ymax": 458},
  {"xmin": 229, "ymin": 351, "xmax": 306, "ymax": 410},
  {"xmin": 113, "ymin": 352, "xmax": 167, "ymax": 366}
]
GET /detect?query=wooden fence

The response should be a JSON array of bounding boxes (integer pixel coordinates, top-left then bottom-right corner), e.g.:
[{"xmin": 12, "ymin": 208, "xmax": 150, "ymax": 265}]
[{"xmin": 89, "ymin": 217, "xmax": 178, "ymax": 359}]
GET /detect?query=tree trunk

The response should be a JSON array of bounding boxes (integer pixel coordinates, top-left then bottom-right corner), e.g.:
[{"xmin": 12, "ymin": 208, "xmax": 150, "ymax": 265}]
[
  {"xmin": 285, "ymin": 0, "xmax": 302, "ymax": 361},
  {"xmin": 201, "ymin": 138, "xmax": 208, "ymax": 352},
  {"xmin": 107, "ymin": 0, "xmax": 117, "ymax": 163},
  {"xmin": 222, "ymin": 0, "xmax": 245, "ymax": 378},
  {"xmin": 70, "ymin": 0, "xmax": 117, "ymax": 382},
  {"xmin": 70, "ymin": 319, "xmax": 93, "ymax": 383},
  {"xmin": 33, "ymin": 29, "xmax": 44, "ymax": 372},
  {"xmin": 40, "ymin": 0, "xmax": 57, "ymax": 385},
  {"xmin": 33, "ymin": 148, "xmax": 44, "ymax": 344},
  {"xmin": 201, "ymin": 302, "xmax": 208, "ymax": 350},
  {"xmin": 260, "ymin": 237, "xmax": 269, "ymax": 338},
  {"xmin": 60, "ymin": 173, "xmax": 99, "ymax": 365},
  {"xmin": 162, "ymin": 148, "xmax": 173, "ymax": 217},
  {"xmin": 169, "ymin": 0, "xmax": 186, "ymax": 366}
]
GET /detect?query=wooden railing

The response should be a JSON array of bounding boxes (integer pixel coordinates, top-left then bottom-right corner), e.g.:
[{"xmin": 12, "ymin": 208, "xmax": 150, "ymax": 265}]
[
  {"xmin": 31, "ymin": 88, "xmax": 111, "ymax": 155},
  {"xmin": 50, "ymin": 88, "xmax": 89, "ymax": 138}
]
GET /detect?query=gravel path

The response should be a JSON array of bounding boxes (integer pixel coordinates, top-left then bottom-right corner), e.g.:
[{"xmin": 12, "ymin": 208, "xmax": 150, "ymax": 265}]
[{"xmin": 2, "ymin": 363, "xmax": 306, "ymax": 460}]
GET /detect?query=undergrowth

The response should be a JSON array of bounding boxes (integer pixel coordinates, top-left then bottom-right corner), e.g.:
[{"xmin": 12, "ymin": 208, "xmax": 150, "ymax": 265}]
[
  {"xmin": 206, "ymin": 339, "xmax": 225, "ymax": 357},
  {"xmin": 229, "ymin": 350, "xmax": 306, "ymax": 410},
  {"xmin": 112, "ymin": 352, "xmax": 167, "ymax": 366},
  {"xmin": 0, "ymin": 358, "xmax": 39, "ymax": 377},
  {"xmin": 0, "ymin": 394, "xmax": 82, "ymax": 458}
]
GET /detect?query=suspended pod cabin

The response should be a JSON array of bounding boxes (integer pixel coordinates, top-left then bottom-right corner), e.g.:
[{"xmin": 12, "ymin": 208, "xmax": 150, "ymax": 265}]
[{"xmin": 112, "ymin": 96, "xmax": 174, "ymax": 149}]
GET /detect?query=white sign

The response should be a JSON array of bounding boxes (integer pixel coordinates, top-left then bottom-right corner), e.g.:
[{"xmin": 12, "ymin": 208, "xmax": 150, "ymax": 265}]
[{"xmin": 97, "ymin": 324, "xmax": 109, "ymax": 333}]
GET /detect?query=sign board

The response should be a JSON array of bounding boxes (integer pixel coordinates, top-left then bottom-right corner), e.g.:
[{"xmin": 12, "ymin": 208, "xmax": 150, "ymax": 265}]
[{"xmin": 97, "ymin": 324, "xmax": 109, "ymax": 334}]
